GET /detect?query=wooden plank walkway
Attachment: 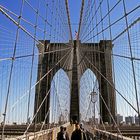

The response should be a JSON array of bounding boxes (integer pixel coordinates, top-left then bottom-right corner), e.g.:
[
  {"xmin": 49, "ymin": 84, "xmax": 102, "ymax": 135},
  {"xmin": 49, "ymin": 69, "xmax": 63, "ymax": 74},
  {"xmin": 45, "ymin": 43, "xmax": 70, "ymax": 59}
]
[{"xmin": 66, "ymin": 124, "xmax": 75, "ymax": 139}]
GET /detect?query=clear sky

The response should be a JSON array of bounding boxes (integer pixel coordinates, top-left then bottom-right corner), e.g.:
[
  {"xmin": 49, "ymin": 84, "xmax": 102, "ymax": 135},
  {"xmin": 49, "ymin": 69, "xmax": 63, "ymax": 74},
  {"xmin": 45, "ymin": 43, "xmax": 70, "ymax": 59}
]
[
  {"xmin": 68, "ymin": 0, "xmax": 81, "ymax": 38},
  {"xmin": 0, "ymin": 0, "xmax": 82, "ymax": 124},
  {"xmin": 0, "ymin": 0, "xmax": 140, "ymax": 124}
]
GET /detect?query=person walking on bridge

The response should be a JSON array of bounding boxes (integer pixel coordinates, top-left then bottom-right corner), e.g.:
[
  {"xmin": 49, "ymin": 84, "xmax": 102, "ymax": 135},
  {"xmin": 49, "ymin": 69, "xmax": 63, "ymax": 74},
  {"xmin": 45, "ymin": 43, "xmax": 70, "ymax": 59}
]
[
  {"xmin": 64, "ymin": 127, "xmax": 69, "ymax": 140},
  {"xmin": 57, "ymin": 126, "xmax": 69, "ymax": 140},
  {"xmin": 71, "ymin": 123, "xmax": 87, "ymax": 140}
]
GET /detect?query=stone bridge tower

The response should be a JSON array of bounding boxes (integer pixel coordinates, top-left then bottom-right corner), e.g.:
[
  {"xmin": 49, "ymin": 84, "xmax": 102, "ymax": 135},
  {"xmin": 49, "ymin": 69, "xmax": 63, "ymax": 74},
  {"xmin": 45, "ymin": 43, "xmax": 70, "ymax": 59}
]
[{"xmin": 34, "ymin": 40, "xmax": 116, "ymax": 124}]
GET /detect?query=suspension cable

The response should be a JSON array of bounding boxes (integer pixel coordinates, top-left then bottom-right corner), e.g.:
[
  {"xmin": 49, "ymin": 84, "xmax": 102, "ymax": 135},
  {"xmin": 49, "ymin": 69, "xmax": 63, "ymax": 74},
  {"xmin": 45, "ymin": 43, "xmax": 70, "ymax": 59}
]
[{"xmin": 1, "ymin": 0, "xmax": 25, "ymax": 139}]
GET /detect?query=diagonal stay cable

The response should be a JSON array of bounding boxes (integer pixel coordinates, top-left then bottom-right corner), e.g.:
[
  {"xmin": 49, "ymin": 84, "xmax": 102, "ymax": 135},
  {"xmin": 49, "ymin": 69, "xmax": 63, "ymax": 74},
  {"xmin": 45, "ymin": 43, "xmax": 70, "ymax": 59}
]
[
  {"xmin": 82, "ymin": 4, "xmax": 140, "ymax": 42},
  {"xmin": 77, "ymin": 49, "xmax": 140, "ymax": 62},
  {"xmin": 26, "ymin": 0, "xmax": 40, "ymax": 124},
  {"xmin": 40, "ymin": 108, "xmax": 50, "ymax": 131},
  {"xmin": 98, "ymin": 89, "xmax": 122, "ymax": 136},
  {"xmin": 65, "ymin": 0, "xmax": 73, "ymax": 42},
  {"xmin": 1, "ymin": 0, "xmax": 25, "ymax": 139},
  {"xmin": 0, "ymin": 5, "xmax": 44, "ymax": 47},
  {"xmin": 9, "ymin": 48, "xmax": 73, "ymax": 114},
  {"xmin": 78, "ymin": 0, "xmax": 84, "ymax": 39},
  {"xmin": 79, "ymin": 47, "xmax": 138, "ymax": 113},
  {"xmin": 78, "ymin": 51, "xmax": 121, "ymax": 134},
  {"xmin": 24, "ymin": 0, "xmax": 52, "ymax": 26},
  {"xmin": 80, "ymin": 0, "xmax": 121, "ymax": 40},
  {"xmin": 78, "ymin": 56, "xmax": 106, "ymax": 132},
  {"xmin": 80, "ymin": 0, "xmax": 104, "ymax": 39},
  {"xmin": 113, "ymin": 16, "xmax": 140, "ymax": 42},
  {"xmin": 96, "ymin": 102, "xmax": 106, "ymax": 131},
  {"xmin": 24, "ymin": 89, "xmax": 50, "ymax": 135},
  {"xmin": 0, "ymin": 47, "xmax": 72, "ymax": 62},
  {"xmin": 24, "ymin": 48, "xmax": 72, "ymax": 134},
  {"xmin": 122, "ymin": 0, "xmax": 140, "ymax": 123},
  {"xmin": 84, "ymin": 55, "xmax": 139, "ymax": 114},
  {"xmin": 49, "ymin": 48, "xmax": 73, "ymax": 123},
  {"xmin": 0, "ymin": 5, "xmax": 45, "ymax": 32},
  {"xmin": 0, "ymin": 6, "xmax": 72, "ymax": 50}
]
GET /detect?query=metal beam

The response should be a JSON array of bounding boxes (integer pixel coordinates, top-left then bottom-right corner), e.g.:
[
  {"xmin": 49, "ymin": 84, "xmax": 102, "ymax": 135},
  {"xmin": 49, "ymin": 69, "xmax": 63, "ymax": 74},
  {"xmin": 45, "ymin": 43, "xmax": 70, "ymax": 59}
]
[
  {"xmin": 65, "ymin": 0, "xmax": 73, "ymax": 43},
  {"xmin": 78, "ymin": 0, "xmax": 84, "ymax": 40}
]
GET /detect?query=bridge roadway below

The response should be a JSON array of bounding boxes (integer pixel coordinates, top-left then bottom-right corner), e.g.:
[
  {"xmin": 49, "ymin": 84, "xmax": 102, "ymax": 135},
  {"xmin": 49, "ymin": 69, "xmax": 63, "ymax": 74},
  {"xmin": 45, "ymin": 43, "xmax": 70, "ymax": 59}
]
[
  {"xmin": 0, "ymin": 124, "xmax": 50, "ymax": 136},
  {"xmin": 0, "ymin": 124, "xmax": 140, "ymax": 139},
  {"xmin": 85, "ymin": 124, "xmax": 140, "ymax": 139},
  {"xmin": 99, "ymin": 125, "xmax": 140, "ymax": 137},
  {"xmin": 0, "ymin": 123, "xmax": 75, "ymax": 139}
]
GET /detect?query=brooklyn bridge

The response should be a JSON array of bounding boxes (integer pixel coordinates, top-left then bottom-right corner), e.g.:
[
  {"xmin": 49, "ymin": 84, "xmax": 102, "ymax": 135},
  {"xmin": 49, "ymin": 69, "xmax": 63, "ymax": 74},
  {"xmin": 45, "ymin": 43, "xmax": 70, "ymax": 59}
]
[{"xmin": 0, "ymin": 0, "xmax": 140, "ymax": 139}]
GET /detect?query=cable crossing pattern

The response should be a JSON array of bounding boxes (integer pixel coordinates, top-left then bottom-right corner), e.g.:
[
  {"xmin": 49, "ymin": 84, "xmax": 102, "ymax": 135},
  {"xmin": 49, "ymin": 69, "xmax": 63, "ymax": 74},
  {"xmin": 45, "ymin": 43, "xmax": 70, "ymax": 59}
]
[{"xmin": 0, "ymin": 0, "xmax": 140, "ymax": 139}]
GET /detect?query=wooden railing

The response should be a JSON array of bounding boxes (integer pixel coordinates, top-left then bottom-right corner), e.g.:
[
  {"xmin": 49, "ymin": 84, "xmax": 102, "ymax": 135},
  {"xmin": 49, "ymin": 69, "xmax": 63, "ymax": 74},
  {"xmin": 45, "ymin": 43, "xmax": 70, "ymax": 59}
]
[
  {"xmin": 84, "ymin": 125, "xmax": 134, "ymax": 140},
  {"xmin": 94, "ymin": 128, "xmax": 133, "ymax": 140},
  {"xmin": 6, "ymin": 123, "xmax": 70, "ymax": 140}
]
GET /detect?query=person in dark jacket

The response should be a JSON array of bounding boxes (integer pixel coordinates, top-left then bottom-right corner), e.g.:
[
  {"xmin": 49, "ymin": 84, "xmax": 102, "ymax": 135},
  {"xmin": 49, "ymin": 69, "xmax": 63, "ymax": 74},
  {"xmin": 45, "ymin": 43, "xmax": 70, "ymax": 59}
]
[
  {"xmin": 57, "ymin": 126, "xmax": 69, "ymax": 140},
  {"xmin": 71, "ymin": 123, "xmax": 87, "ymax": 140}
]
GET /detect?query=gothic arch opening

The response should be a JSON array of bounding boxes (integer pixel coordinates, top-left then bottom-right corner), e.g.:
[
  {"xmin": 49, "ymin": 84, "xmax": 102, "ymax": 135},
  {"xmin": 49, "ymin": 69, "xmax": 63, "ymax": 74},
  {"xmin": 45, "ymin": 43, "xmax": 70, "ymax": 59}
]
[
  {"xmin": 50, "ymin": 69, "xmax": 70, "ymax": 124},
  {"xmin": 80, "ymin": 69, "xmax": 100, "ymax": 124}
]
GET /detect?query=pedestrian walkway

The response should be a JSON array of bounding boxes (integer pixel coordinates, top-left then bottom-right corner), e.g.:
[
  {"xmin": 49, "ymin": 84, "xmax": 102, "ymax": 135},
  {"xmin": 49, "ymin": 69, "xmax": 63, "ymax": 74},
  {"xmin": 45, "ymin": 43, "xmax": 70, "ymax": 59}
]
[
  {"xmin": 66, "ymin": 124, "xmax": 95, "ymax": 140},
  {"xmin": 66, "ymin": 124, "xmax": 75, "ymax": 139}
]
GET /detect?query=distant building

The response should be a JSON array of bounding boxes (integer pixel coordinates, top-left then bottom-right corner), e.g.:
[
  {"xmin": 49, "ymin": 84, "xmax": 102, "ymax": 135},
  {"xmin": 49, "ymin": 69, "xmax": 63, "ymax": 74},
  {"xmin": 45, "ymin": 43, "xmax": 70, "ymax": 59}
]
[
  {"xmin": 116, "ymin": 114, "xmax": 123, "ymax": 124},
  {"xmin": 135, "ymin": 115, "xmax": 139, "ymax": 125},
  {"xmin": 125, "ymin": 116, "xmax": 134, "ymax": 124}
]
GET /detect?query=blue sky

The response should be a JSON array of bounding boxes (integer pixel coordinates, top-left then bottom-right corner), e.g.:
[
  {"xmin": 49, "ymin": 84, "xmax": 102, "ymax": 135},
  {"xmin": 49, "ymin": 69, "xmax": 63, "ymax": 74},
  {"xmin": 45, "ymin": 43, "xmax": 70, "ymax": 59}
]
[
  {"xmin": 0, "ymin": 0, "xmax": 140, "ymax": 124},
  {"xmin": 69, "ymin": 0, "xmax": 81, "ymax": 38},
  {"xmin": 0, "ymin": 0, "xmax": 82, "ymax": 124}
]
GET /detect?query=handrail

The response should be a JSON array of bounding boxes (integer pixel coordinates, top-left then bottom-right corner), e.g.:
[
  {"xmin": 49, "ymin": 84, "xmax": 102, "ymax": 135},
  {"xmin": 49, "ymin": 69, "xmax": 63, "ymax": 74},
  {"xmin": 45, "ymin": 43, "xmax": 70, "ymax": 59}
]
[
  {"xmin": 6, "ymin": 122, "xmax": 70, "ymax": 140},
  {"xmin": 94, "ymin": 128, "xmax": 133, "ymax": 140}
]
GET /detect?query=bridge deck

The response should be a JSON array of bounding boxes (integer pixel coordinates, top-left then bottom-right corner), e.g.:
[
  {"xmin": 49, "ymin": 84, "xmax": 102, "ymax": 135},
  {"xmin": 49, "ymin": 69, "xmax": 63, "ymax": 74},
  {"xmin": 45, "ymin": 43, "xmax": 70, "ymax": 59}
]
[{"xmin": 1, "ymin": 124, "xmax": 140, "ymax": 140}]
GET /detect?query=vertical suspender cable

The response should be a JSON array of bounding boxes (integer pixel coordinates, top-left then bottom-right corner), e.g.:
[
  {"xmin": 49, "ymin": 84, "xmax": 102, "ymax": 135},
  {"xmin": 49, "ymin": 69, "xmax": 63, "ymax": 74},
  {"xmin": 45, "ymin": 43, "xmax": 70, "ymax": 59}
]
[
  {"xmin": 65, "ymin": 0, "xmax": 73, "ymax": 43},
  {"xmin": 27, "ymin": 0, "xmax": 40, "ymax": 124},
  {"xmin": 1, "ymin": 0, "xmax": 25, "ymax": 139},
  {"xmin": 99, "ymin": 0, "xmax": 112, "ymax": 124},
  {"xmin": 122, "ymin": 0, "xmax": 140, "ymax": 124},
  {"xmin": 107, "ymin": 0, "xmax": 117, "ymax": 117}
]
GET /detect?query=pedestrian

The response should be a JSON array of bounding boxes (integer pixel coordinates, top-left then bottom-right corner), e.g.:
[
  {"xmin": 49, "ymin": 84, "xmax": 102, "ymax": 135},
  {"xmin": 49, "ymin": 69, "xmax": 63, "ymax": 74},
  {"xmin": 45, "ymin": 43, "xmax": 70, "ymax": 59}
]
[
  {"xmin": 71, "ymin": 123, "xmax": 87, "ymax": 140},
  {"xmin": 57, "ymin": 126, "xmax": 69, "ymax": 140},
  {"xmin": 64, "ymin": 127, "xmax": 70, "ymax": 140},
  {"xmin": 57, "ymin": 126, "xmax": 65, "ymax": 140}
]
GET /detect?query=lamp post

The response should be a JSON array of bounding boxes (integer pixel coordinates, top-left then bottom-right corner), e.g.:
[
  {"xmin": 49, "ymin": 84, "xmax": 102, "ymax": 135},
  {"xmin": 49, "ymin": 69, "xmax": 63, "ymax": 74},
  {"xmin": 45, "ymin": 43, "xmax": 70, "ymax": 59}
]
[{"xmin": 90, "ymin": 91, "xmax": 98, "ymax": 125}]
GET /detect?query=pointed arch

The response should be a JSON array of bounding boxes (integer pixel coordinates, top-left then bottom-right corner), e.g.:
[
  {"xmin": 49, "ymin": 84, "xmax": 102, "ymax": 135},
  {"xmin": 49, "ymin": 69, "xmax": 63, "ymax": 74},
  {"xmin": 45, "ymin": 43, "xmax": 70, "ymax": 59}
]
[
  {"xmin": 80, "ymin": 68, "xmax": 99, "ymax": 122},
  {"xmin": 50, "ymin": 68, "xmax": 70, "ymax": 123}
]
